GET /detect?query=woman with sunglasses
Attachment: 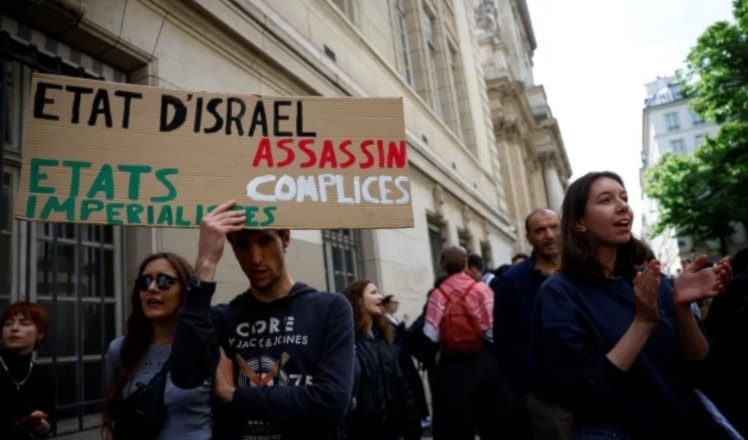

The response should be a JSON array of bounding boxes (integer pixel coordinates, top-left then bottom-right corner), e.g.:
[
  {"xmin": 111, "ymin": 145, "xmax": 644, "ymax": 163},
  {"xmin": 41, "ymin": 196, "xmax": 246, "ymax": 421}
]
[
  {"xmin": 103, "ymin": 252, "xmax": 213, "ymax": 439},
  {"xmin": 531, "ymin": 171, "xmax": 733, "ymax": 440}
]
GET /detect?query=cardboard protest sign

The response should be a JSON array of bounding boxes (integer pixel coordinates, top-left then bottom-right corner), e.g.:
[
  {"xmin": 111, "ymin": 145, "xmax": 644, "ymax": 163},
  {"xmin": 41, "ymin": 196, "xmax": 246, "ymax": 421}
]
[{"xmin": 14, "ymin": 73, "xmax": 413, "ymax": 229}]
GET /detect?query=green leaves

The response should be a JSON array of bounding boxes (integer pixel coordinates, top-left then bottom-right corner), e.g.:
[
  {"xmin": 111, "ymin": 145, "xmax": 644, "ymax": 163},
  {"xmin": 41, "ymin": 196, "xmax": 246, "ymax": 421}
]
[{"xmin": 645, "ymin": 0, "xmax": 748, "ymax": 249}]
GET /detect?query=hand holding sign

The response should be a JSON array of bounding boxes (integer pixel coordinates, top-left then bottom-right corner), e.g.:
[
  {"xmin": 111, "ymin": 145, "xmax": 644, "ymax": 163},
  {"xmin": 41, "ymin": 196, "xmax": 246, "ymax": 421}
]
[{"xmin": 195, "ymin": 200, "xmax": 246, "ymax": 280}]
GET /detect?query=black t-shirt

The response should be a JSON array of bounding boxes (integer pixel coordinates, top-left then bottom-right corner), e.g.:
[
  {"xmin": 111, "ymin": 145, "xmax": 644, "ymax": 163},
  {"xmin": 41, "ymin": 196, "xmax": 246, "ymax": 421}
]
[{"xmin": 0, "ymin": 351, "xmax": 56, "ymax": 440}]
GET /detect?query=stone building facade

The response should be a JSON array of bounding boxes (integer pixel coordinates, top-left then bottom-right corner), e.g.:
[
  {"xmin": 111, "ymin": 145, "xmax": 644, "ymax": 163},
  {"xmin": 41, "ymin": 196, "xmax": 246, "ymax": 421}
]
[{"xmin": 0, "ymin": 0, "xmax": 568, "ymax": 437}]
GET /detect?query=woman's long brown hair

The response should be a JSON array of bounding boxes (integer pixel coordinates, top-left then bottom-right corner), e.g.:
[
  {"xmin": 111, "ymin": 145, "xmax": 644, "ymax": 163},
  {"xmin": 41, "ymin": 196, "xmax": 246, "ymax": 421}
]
[
  {"xmin": 560, "ymin": 171, "xmax": 648, "ymax": 282},
  {"xmin": 343, "ymin": 279, "xmax": 394, "ymax": 344},
  {"xmin": 102, "ymin": 252, "xmax": 194, "ymax": 433}
]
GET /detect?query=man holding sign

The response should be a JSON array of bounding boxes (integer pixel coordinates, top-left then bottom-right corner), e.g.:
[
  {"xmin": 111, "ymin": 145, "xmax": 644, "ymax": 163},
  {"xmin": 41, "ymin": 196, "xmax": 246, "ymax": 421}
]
[
  {"xmin": 14, "ymin": 74, "xmax": 412, "ymax": 439},
  {"xmin": 169, "ymin": 200, "xmax": 355, "ymax": 440}
]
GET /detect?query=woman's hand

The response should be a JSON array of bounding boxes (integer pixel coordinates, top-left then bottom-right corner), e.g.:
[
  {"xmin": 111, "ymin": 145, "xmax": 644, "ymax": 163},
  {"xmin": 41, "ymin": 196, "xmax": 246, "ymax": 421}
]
[
  {"xmin": 674, "ymin": 255, "xmax": 731, "ymax": 307},
  {"xmin": 213, "ymin": 347, "xmax": 236, "ymax": 403},
  {"xmin": 633, "ymin": 260, "xmax": 661, "ymax": 324},
  {"xmin": 16, "ymin": 410, "xmax": 50, "ymax": 437}
]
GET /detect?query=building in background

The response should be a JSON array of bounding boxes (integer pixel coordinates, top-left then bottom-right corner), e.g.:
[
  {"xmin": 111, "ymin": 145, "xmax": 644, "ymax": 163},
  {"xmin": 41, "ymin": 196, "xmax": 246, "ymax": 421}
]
[
  {"xmin": 476, "ymin": 0, "xmax": 571, "ymax": 255},
  {"xmin": 641, "ymin": 75, "xmax": 746, "ymax": 273},
  {"xmin": 0, "ymin": 0, "xmax": 567, "ymax": 437}
]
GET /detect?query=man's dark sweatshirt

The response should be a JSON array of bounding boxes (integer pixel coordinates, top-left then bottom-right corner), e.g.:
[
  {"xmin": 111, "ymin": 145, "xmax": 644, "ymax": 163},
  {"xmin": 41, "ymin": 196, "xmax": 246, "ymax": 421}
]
[
  {"xmin": 170, "ymin": 282, "xmax": 355, "ymax": 439},
  {"xmin": 490, "ymin": 257, "xmax": 548, "ymax": 400}
]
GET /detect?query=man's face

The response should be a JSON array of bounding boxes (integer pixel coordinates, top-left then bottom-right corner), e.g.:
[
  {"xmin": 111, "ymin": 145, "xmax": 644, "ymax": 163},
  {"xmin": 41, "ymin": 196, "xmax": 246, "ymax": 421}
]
[
  {"xmin": 467, "ymin": 266, "xmax": 482, "ymax": 281},
  {"xmin": 229, "ymin": 229, "xmax": 290, "ymax": 293},
  {"xmin": 526, "ymin": 211, "xmax": 560, "ymax": 259}
]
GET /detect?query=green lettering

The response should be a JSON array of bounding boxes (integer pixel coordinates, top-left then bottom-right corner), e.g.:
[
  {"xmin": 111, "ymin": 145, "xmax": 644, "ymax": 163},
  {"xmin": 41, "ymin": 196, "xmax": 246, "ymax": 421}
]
[
  {"xmin": 29, "ymin": 158, "xmax": 59, "ymax": 194},
  {"xmin": 152, "ymin": 168, "xmax": 178, "ymax": 202},
  {"xmin": 39, "ymin": 196, "xmax": 75, "ymax": 221},
  {"xmin": 62, "ymin": 160, "xmax": 92, "ymax": 197},
  {"xmin": 25, "ymin": 195, "xmax": 38, "ymax": 218},
  {"xmin": 147, "ymin": 205, "xmax": 156, "ymax": 224},
  {"xmin": 126, "ymin": 204, "xmax": 144, "ymax": 224},
  {"xmin": 80, "ymin": 200, "xmax": 105, "ymax": 220},
  {"xmin": 157, "ymin": 205, "xmax": 173, "ymax": 225},
  {"xmin": 261, "ymin": 206, "xmax": 277, "ymax": 226},
  {"xmin": 175, "ymin": 206, "xmax": 191, "ymax": 226},
  {"xmin": 105, "ymin": 202, "xmax": 125, "ymax": 224},
  {"xmin": 244, "ymin": 205, "xmax": 260, "ymax": 226},
  {"xmin": 118, "ymin": 165, "xmax": 152, "ymax": 200},
  {"xmin": 86, "ymin": 164, "xmax": 115, "ymax": 199},
  {"xmin": 194, "ymin": 204, "xmax": 206, "ymax": 224}
]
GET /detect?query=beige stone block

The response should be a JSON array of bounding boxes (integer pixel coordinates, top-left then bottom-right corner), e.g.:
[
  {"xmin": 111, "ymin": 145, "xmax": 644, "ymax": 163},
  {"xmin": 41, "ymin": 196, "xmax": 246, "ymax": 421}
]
[
  {"xmin": 82, "ymin": 0, "xmax": 129, "ymax": 37},
  {"xmin": 119, "ymin": 1, "xmax": 166, "ymax": 54}
]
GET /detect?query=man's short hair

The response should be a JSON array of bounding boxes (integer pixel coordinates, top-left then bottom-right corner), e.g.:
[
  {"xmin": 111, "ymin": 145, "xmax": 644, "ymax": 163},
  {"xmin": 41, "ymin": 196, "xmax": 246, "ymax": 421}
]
[
  {"xmin": 467, "ymin": 253, "xmax": 484, "ymax": 271},
  {"xmin": 440, "ymin": 246, "xmax": 468, "ymax": 275},
  {"xmin": 524, "ymin": 208, "xmax": 557, "ymax": 233},
  {"xmin": 511, "ymin": 252, "xmax": 529, "ymax": 263}
]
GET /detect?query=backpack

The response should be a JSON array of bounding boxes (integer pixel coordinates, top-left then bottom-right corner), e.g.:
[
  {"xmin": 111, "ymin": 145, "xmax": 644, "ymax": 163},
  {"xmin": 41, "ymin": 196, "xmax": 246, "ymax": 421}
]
[
  {"xmin": 404, "ymin": 311, "xmax": 439, "ymax": 369},
  {"xmin": 436, "ymin": 281, "xmax": 483, "ymax": 354},
  {"xmin": 113, "ymin": 358, "xmax": 170, "ymax": 440}
]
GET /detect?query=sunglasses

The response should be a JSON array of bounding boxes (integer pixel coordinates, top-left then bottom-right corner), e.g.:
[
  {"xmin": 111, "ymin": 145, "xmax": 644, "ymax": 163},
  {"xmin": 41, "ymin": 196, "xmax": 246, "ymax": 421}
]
[{"xmin": 136, "ymin": 273, "xmax": 178, "ymax": 291}]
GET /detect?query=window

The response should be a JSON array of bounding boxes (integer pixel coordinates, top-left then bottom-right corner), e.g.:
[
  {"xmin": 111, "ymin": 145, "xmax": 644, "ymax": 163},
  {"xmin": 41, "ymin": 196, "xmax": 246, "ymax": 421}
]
[
  {"xmin": 671, "ymin": 139, "xmax": 686, "ymax": 154},
  {"xmin": 694, "ymin": 134, "xmax": 706, "ymax": 147},
  {"xmin": 692, "ymin": 111, "xmax": 705, "ymax": 125},
  {"xmin": 428, "ymin": 217, "xmax": 445, "ymax": 277},
  {"xmin": 665, "ymin": 112, "xmax": 680, "ymax": 131},
  {"xmin": 423, "ymin": 9, "xmax": 442, "ymax": 116},
  {"xmin": 1, "ymin": 172, "xmax": 12, "ymax": 311},
  {"xmin": 395, "ymin": 0, "xmax": 414, "ymax": 85},
  {"xmin": 322, "ymin": 229, "xmax": 362, "ymax": 293},
  {"xmin": 0, "ymin": 25, "xmax": 126, "ymax": 434},
  {"xmin": 332, "ymin": 0, "xmax": 358, "ymax": 23}
]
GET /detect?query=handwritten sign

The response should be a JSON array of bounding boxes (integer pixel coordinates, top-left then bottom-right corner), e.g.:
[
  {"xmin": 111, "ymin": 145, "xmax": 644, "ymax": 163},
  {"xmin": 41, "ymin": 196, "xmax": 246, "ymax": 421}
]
[{"xmin": 14, "ymin": 74, "xmax": 413, "ymax": 229}]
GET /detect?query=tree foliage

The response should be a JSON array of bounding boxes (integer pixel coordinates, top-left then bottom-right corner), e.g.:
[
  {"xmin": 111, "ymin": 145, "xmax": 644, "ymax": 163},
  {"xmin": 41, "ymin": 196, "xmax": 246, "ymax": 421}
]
[{"xmin": 645, "ymin": 0, "xmax": 748, "ymax": 248}]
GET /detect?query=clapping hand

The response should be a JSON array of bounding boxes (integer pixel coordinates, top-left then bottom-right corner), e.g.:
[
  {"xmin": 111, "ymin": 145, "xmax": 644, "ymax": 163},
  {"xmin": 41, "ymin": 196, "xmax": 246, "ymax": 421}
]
[
  {"xmin": 634, "ymin": 260, "xmax": 661, "ymax": 324},
  {"xmin": 674, "ymin": 255, "xmax": 731, "ymax": 307}
]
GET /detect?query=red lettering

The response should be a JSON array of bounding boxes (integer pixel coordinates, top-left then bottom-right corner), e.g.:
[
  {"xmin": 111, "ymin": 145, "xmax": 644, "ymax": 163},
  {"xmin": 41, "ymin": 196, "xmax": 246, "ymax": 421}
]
[
  {"xmin": 252, "ymin": 138, "xmax": 274, "ymax": 167},
  {"xmin": 338, "ymin": 139, "xmax": 355, "ymax": 168},
  {"xmin": 387, "ymin": 140, "xmax": 407, "ymax": 168},
  {"xmin": 298, "ymin": 139, "xmax": 316, "ymax": 168},
  {"xmin": 360, "ymin": 140, "xmax": 375, "ymax": 169},
  {"xmin": 377, "ymin": 140, "xmax": 385, "ymax": 168},
  {"xmin": 319, "ymin": 140, "xmax": 338, "ymax": 168},
  {"xmin": 276, "ymin": 138, "xmax": 296, "ymax": 168}
]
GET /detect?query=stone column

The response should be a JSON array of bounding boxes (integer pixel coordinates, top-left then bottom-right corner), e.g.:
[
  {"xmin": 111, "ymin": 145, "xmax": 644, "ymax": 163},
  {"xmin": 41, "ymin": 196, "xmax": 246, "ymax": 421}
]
[{"xmin": 541, "ymin": 155, "xmax": 565, "ymax": 211}]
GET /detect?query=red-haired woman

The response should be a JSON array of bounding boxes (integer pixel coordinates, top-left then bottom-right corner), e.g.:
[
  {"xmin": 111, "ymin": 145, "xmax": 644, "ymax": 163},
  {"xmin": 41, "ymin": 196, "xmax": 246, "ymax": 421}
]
[
  {"xmin": 343, "ymin": 280, "xmax": 421, "ymax": 440},
  {"xmin": 0, "ymin": 301, "xmax": 55, "ymax": 439}
]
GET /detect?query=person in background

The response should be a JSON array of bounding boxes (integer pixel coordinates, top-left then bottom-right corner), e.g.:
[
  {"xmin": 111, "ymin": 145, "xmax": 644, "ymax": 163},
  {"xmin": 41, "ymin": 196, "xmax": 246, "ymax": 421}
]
[
  {"xmin": 512, "ymin": 253, "xmax": 530, "ymax": 265},
  {"xmin": 491, "ymin": 208, "xmax": 572, "ymax": 440},
  {"xmin": 531, "ymin": 171, "xmax": 733, "ymax": 439},
  {"xmin": 424, "ymin": 246, "xmax": 505, "ymax": 439},
  {"xmin": 343, "ymin": 280, "xmax": 421, "ymax": 440},
  {"xmin": 103, "ymin": 252, "xmax": 213, "ymax": 440},
  {"xmin": 467, "ymin": 254, "xmax": 485, "ymax": 282},
  {"xmin": 0, "ymin": 301, "xmax": 54, "ymax": 440},
  {"xmin": 383, "ymin": 293, "xmax": 431, "ymax": 429},
  {"xmin": 704, "ymin": 246, "xmax": 748, "ymax": 436}
]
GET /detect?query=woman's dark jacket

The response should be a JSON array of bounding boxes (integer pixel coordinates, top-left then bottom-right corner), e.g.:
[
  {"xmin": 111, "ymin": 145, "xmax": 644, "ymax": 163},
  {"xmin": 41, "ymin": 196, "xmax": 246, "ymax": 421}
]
[{"xmin": 346, "ymin": 331, "xmax": 421, "ymax": 440}]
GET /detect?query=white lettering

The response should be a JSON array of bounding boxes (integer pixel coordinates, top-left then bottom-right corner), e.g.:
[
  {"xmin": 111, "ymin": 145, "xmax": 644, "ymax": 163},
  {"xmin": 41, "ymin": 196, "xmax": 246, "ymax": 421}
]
[
  {"xmin": 394, "ymin": 176, "xmax": 410, "ymax": 204},
  {"xmin": 245, "ymin": 174, "xmax": 412, "ymax": 205},
  {"xmin": 246, "ymin": 174, "xmax": 277, "ymax": 202}
]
